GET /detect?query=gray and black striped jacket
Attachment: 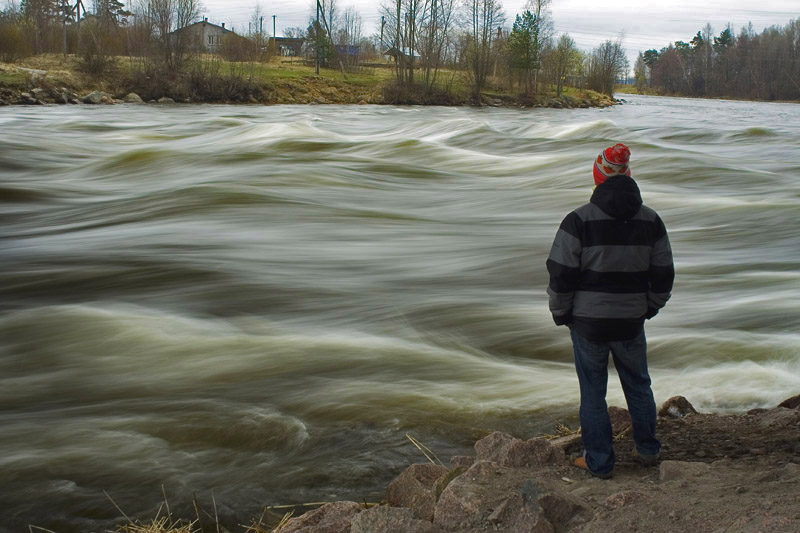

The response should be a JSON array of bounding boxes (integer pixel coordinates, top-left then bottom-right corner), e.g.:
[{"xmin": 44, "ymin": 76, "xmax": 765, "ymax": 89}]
[{"xmin": 546, "ymin": 175, "xmax": 674, "ymax": 341}]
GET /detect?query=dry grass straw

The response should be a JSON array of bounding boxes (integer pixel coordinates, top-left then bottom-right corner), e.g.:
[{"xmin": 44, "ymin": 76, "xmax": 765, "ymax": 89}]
[
  {"xmin": 105, "ymin": 487, "xmax": 199, "ymax": 533},
  {"xmin": 406, "ymin": 433, "xmax": 446, "ymax": 467},
  {"xmin": 540, "ymin": 419, "xmax": 630, "ymax": 443},
  {"xmin": 242, "ymin": 507, "xmax": 294, "ymax": 533},
  {"xmin": 540, "ymin": 420, "xmax": 582, "ymax": 440}
]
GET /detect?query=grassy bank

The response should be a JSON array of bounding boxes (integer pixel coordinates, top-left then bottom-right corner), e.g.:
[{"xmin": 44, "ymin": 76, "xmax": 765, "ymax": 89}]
[{"xmin": 0, "ymin": 54, "xmax": 615, "ymax": 108}]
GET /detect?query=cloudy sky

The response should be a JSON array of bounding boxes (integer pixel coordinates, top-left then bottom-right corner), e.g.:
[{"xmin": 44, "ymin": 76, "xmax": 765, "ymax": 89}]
[{"xmin": 198, "ymin": 0, "xmax": 798, "ymax": 63}]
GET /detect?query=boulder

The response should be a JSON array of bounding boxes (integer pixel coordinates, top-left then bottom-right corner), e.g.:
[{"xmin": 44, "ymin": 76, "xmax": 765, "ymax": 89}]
[
  {"xmin": 279, "ymin": 501, "xmax": 362, "ymax": 533},
  {"xmin": 778, "ymin": 394, "xmax": 800, "ymax": 409},
  {"xmin": 157, "ymin": 96, "xmax": 175, "ymax": 104},
  {"xmin": 350, "ymin": 506, "xmax": 435, "ymax": 533},
  {"xmin": 756, "ymin": 407, "xmax": 800, "ymax": 428},
  {"xmin": 475, "ymin": 431, "xmax": 563, "ymax": 468},
  {"xmin": 433, "ymin": 462, "xmax": 554, "ymax": 533},
  {"xmin": 449, "ymin": 455, "xmax": 474, "ymax": 470},
  {"xmin": 83, "ymin": 90, "xmax": 105, "ymax": 104},
  {"xmin": 548, "ymin": 433, "xmax": 582, "ymax": 451},
  {"xmin": 658, "ymin": 396, "xmax": 697, "ymax": 418},
  {"xmin": 123, "ymin": 92, "xmax": 144, "ymax": 103},
  {"xmin": 659, "ymin": 460, "xmax": 710, "ymax": 482},
  {"xmin": 31, "ymin": 87, "xmax": 47, "ymax": 100},
  {"xmin": 100, "ymin": 95, "xmax": 113, "ymax": 104},
  {"xmin": 387, "ymin": 463, "xmax": 449, "ymax": 520}
]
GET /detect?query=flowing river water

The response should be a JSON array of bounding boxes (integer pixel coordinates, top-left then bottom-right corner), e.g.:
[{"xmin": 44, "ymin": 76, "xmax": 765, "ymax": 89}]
[{"xmin": 1, "ymin": 95, "xmax": 799, "ymax": 531}]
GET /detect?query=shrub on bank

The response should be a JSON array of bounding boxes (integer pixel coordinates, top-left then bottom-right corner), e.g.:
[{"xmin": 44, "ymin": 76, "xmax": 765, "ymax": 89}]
[{"xmin": 0, "ymin": 23, "xmax": 32, "ymax": 62}]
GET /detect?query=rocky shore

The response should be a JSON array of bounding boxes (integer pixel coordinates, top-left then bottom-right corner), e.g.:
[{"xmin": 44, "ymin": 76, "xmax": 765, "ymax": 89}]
[
  {"xmin": 0, "ymin": 61, "xmax": 617, "ymax": 108},
  {"xmin": 275, "ymin": 395, "xmax": 800, "ymax": 533},
  {"xmin": 0, "ymin": 84, "xmax": 616, "ymax": 108}
]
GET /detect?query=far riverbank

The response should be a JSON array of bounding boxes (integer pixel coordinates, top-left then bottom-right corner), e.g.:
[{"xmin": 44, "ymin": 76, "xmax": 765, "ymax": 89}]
[{"xmin": 0, "ymin": 54, "xmax": 616, "ymax": 109}]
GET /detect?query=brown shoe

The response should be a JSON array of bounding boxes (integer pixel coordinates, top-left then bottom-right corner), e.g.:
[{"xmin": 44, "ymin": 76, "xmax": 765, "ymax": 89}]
[
  {"xmin": 633, "ymin": 449, "xmax": 660, "ymax": 466},
  {"xmin": 571, "ymin": 452, "xmax": 612, "ymax": 479}
]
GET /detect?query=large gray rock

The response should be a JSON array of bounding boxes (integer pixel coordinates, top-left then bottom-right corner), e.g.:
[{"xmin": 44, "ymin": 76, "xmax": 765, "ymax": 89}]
[
  {"xmin": 757, "ymin": 407, "xmax": 800, "ymax": 428},
  {"xmin": 474, "ymin": 432, "xmax": 563, "ymax": 468},
  {"xmin": 83, "ymin": 90, "xmax": 105, "ymax": 104},
  {"xmin": 123, "ymin": 92, "xmax": 144, "ymax": 103},
  {"xmin": 279, "ymin": 501, "xmax": 362, "ymax": 533},
  {"xmin": 386, "ymin": 463, "xmax": 449, "ymax": 520},
  {"xmin": 157, "ymin": 96, "xmax": 176, "ymax": 104},
  {"xmin": 433, "ymin": 461, "xmax": 554, "ymax": 532},
  {"xmin": 449, "ymin": 455, "xmax": 474, "ymax": 470},
  {"xmin": 350, "ymin": 506, "xmax": 435, "ymax": 533}
]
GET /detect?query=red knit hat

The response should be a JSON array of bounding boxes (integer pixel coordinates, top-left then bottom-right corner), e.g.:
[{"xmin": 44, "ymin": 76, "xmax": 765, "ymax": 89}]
[{"xmin": 593, "ymin": 143, "xmax": 631, "ymax": 186}]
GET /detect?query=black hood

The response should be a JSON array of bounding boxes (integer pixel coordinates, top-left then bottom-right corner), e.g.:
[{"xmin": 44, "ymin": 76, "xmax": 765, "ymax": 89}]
[{"xmin": 590, "ymin": 175, "xmax": 643, "ymax": 220}]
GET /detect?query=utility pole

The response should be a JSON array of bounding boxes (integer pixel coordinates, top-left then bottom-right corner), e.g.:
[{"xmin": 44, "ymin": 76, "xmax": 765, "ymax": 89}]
[
  {"xmin": 74, "ymin": 0, "xmax": 84, "ymax": 52},
  {"xmin": 272, "ymin": 14, "xmax": 276, "ymax": 54},
  {"xmin": 315, "ymin": 0, "xmax": 320, "ymax": 74},
  {"xmin": 380, "ymin": 15, "xmax": 385, "ymax": 51}
]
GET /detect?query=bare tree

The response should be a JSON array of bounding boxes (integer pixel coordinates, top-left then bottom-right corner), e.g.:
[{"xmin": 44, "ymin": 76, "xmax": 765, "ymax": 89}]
[
  {"xmin": 587, "ymin": 38, "xmax": 628, "ymax": 96},
  {"xmin": 283, "ymin": 25, "xmax": 305, "ymax": 38},
  {"xmin": 248, "ymin": 2, "xmax": 268, "ymax": 59},
  {"xmin": 149, "ymin": 0, "xmax": 202, "ymax": 69},
  {"xmin": 548, "ymin": 33, "xmax": 579, "ymax": 96},
  {"xmin": 337, "ymin": 5, "xmax": 361, "ymax": 46},
  {"xmin": 417, "ymin": 0, "xmax": 456, "ymax": 92},
  {"xmin": 464, "ymin": 0, "xmax": 505, "ymax": 101},
  {"xmin": 524, "ymin": 0, "xmax": 551, "ymax": 92}
]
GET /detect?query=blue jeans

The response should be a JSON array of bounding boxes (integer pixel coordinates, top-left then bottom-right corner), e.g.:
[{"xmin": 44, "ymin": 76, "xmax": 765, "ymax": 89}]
[{"xmin": 570, "ymin": 328, "xmax": 660, "ymax": 475}]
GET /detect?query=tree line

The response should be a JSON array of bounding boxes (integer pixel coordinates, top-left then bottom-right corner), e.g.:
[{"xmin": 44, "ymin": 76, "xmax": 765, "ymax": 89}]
[
  {"xmin": 634, "ymin": 19, "xmax": 800, "ymax": 101},
  {"xmin": 0, "ymin": 0, "xmax": 631, "ymax": 103},
  {"xmin": 372, "ymin": 0, "xmax": 627, "ymax": 102}
]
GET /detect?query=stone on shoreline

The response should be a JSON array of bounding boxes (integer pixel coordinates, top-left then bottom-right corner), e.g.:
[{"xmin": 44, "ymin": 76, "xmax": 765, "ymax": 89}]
[
  {"xmin": 386, "ymin": 463, "xmax": 449, "ymax": 520},
  {"xmin": 778, "ymin": 394, "xmax": 800, "ymax": 409},
  {"xmin": 280, "ymin": 501, "xmax": 362, "ymax": 533},
  {"xmin": 157, "ymin": 96, "xmax": 176, "ymax": 104},
  {"xmin": 658, "ymin": 395, "xmax": 697, "ymax": 418},
  {"xmin": 433, "ymin": 460, "xmax": 578, "ymax": 532},
  {"xmin": 123, "ymin": 92, "xmax": 144, "ymax": 103},
  {"xmin": 83, "ymin": 90, "xmax": 106, "ymax": 104},
  {"xmin": 475, "ymin": 431, "xmax": 564, "ymax": 468},
  {"xmin": 350, "ymin": 506, "xmax": 434, "ymax": 533}
]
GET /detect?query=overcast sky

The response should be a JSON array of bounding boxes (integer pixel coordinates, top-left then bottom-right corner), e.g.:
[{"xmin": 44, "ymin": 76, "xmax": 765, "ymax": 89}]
[{"xmin": 198, "ymin": 0, "xmax": 798, "ymax": 63}]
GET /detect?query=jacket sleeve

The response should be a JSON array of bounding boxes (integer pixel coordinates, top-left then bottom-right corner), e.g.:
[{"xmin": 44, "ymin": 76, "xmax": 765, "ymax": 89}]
[
  {"xmin": 646, "ymin": 215, "xmax": 675, "ymax": 319},
  {"xmin": 546, "ymin": 212, "xmax": 582, "ymax": 326}
]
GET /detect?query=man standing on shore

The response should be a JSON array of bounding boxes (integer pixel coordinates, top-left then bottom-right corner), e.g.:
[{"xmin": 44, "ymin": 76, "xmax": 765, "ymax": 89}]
[{"xmin": 546, "ymin": 143, "xmax": 674, "ymax": 478}]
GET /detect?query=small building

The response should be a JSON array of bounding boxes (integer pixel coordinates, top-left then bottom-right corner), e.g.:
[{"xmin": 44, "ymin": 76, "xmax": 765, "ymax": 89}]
[
  {"xmin": 274, "ymin": 37, "xmax": 305, "ymax": 57},
  {"xmin": 169, "ymin": 18, "xmax": 235, "ymax": 53},
  {"xmin": 383, "ymin": 46, "xmax": 420, "ymax": 62},
  {"xmin": 335, "ymin": 44, "xmax": 361, "ymax": 64}
]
